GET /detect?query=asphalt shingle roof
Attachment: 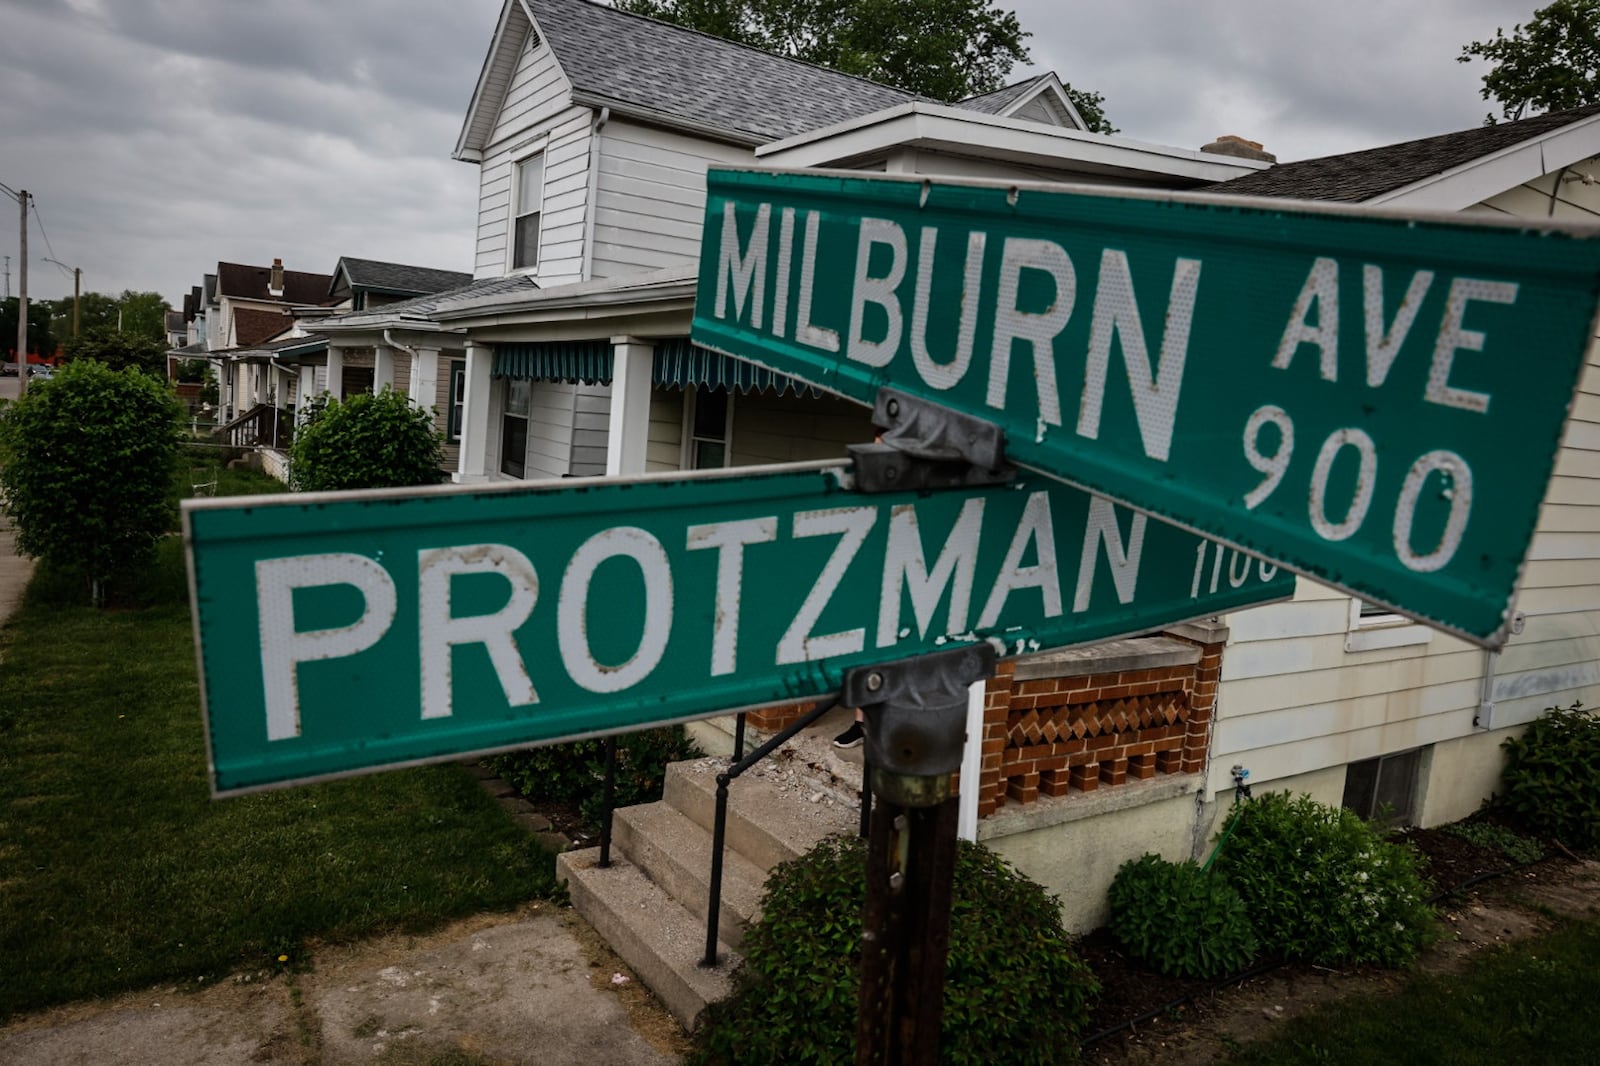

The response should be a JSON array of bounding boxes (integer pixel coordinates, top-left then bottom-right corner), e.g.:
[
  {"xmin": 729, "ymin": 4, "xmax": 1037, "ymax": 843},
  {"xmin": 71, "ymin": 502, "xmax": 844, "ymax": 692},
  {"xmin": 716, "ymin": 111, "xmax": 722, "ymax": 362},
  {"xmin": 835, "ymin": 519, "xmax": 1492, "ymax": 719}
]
[
  {"xmin": 957, "ymin": 76, "xmax": 1047, "ymax": 117},
  {"xmin": 1210, "ymin": 104, "xmax": 1600, "ymax": 202},
  {"xmin": 319, "ymin": 275, "xmax": 538, "ymax": 329},
  {"xmin": 527, "ymin": 0, "xmax": 923, "ymax": 143},
  {"xmin": 335, "ymin": 257, "xmax": 474, "ymax": 297},
  {"xmin": 216, "ymin": 261, "xmax": 333, "ymax": 305}
]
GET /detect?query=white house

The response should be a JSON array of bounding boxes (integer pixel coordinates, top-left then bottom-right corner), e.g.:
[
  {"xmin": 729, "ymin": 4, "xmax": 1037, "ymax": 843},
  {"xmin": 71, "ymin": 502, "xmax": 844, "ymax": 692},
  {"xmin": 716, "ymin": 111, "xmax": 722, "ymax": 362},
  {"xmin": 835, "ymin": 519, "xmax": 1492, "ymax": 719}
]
[
  {"xmin": 1188, "ymin": 105, "xmax": 1600, "ymax": 835},
  {"xmin": 352, "ymin": 3, "xmax": 1600, "ymax": 1021}
]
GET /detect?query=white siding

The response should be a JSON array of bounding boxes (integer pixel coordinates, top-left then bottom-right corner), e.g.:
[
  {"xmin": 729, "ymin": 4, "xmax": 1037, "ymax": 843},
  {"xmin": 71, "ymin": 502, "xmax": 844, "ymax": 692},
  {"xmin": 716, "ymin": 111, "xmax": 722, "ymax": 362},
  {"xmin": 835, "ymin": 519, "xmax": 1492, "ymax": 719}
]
[
  {"xmin": 646, "ymin": 389, "xmax": 684, "ymax": 472},
  {"xmin": 525, "ymin": 380, "xmax": 577, "ymax": 480},
  {"xmin": 729, "ymin": 390, "xmax": 877, "ymax": 466},
  {"xmin": 571, "ymin": 383, "xmax": 611, "ymax": 476},
  {"xmin": 1213, "ymin": 180, "xmax": 1600, "ymax": 814},
  {"xmin": 472, "ymin": 29, "xmax": 591, "ymax": 281},
  {"xmin": 590, "ymin": 120, "xmax": 754, "ymax": 277}
]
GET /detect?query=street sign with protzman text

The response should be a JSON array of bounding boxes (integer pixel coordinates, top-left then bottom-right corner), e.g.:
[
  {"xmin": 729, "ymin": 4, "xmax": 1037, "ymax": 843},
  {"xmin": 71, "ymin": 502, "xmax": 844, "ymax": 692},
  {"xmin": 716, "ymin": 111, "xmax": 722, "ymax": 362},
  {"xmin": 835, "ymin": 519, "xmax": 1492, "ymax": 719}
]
[
  {"xmin": 690, "ymin": 168, "xmax": 1600, "ymax": 646},
  {"xmin": 187, "ymin": 464, "xmax": 1291, "ymax": 795}
]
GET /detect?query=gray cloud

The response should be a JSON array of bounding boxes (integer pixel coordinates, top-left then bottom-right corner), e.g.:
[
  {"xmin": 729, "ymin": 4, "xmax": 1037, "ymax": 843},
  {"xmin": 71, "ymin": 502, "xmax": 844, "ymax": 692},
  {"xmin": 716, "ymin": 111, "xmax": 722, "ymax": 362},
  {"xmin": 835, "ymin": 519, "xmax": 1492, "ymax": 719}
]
[{"xmin": 0, "ymin": 0, "xmax": 1555, "ymax": 308}]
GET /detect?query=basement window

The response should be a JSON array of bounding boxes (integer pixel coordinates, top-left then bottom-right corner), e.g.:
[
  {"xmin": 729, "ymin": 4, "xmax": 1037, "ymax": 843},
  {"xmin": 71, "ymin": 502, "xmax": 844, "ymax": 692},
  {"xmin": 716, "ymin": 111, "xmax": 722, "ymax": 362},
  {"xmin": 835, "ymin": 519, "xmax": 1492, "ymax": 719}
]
[{"xmin": 1342, "ymin": 748, "xmax": 1423, "ymax": 827}]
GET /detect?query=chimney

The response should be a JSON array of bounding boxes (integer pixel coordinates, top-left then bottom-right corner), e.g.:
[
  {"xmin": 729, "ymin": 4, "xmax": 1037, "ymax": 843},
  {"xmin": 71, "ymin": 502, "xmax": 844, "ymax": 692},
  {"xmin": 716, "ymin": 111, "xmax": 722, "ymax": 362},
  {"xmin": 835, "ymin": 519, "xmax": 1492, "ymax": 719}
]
[
  {"xmin": 1201, "ymin": 135, "xmax": 1277, "ymax": 164},
  {"xmin": 268, "ymin": 258, "xmax": 285, "ymax": 297}
]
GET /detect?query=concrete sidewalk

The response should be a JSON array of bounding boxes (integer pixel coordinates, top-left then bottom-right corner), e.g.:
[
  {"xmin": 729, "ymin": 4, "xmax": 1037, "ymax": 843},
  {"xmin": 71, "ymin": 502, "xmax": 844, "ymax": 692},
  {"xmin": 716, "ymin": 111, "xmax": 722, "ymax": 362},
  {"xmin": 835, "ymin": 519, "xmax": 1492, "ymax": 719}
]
[{"xmin": 0, "ymin": 512, "xmax": 34, "ymax": 636}]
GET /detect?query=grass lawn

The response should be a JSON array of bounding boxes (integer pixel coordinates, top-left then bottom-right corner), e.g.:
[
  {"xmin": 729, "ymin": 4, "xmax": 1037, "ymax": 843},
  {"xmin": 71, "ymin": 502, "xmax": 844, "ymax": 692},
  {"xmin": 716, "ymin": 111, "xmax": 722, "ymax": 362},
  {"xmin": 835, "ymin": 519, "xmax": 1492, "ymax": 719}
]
[
  {"xmin": 1224, "ymin": 916, "xmax": 1600, "ymax": 1065},
  {"xmin": 0, "ymin": 465, "xmax": 558, "ymax": 1020}
]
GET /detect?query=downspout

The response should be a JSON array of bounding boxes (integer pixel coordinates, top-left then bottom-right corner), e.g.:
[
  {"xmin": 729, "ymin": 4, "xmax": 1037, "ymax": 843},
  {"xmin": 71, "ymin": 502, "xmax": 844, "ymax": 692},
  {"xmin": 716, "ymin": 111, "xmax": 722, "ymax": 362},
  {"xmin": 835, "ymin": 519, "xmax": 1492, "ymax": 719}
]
[
  {"xmin": 383, "ymin": 329, "xmax": 421, "ymax": 402},
  {"xmin": 580, "ymin": 106, "xmax": 610, "ymax": 282}
]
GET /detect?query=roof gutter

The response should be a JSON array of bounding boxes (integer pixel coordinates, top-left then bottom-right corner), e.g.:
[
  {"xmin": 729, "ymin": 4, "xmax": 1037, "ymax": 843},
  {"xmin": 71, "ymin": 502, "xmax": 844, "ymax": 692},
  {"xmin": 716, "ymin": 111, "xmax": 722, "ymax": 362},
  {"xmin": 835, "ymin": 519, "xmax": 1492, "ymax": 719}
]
[
  {"xmin": 581, "ymin": 106, "xmax": 610, "ymax": 282},
  {"xmin": 569, "ymin": 90, "xmax": 767, "ymax": 148}
]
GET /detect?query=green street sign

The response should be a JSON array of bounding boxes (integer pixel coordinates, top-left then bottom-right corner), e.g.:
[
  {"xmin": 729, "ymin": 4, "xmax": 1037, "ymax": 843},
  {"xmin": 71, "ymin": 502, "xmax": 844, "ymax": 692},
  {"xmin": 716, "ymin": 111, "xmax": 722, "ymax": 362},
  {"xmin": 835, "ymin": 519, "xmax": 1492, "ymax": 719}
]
[
  {"xmin": 690, "ymin": 168, "xmax": 1600, "ymax": 646},
  {"xmin": 186, "ymin": 464, "xmax": 1290, "ymax": 795}
]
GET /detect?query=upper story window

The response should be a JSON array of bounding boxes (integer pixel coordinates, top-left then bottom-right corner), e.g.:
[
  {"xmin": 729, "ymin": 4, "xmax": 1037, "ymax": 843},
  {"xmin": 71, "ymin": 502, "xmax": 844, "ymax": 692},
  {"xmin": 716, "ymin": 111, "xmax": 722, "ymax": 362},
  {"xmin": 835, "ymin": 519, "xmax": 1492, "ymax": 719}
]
[{"xmin": 512, "ymin": 153, "xmax": 544, "ymax": 271}]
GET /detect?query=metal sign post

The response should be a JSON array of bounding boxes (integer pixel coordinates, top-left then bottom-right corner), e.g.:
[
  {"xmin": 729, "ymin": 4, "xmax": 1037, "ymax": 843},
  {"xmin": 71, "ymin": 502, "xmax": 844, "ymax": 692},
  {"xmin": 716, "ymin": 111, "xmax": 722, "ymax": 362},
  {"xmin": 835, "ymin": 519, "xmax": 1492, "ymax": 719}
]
[
  {"xmin": 691, "ymin": 167, "xmax": 1600, "ymax": 646},
  {"xmin": 847, "ymin": 645, "xmax": 994, "ymax": 1066}
]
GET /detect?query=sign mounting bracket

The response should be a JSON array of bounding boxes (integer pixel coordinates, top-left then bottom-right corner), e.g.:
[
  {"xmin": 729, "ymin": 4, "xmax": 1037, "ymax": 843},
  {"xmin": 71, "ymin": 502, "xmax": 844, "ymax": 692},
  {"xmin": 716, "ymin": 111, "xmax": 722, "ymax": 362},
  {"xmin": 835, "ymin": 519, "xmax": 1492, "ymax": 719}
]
[{"xmin": 848, "ymin": 388, "xmax": 1015, "ymax": 494}]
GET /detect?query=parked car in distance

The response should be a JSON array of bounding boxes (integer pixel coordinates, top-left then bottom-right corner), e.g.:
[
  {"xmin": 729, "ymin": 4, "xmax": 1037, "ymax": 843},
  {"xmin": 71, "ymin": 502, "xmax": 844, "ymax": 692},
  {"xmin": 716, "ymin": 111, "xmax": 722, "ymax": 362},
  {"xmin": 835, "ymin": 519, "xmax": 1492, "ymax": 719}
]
[
  {"xmin": 1, "ymin": 361, "xmax": 18, "ymax": 377},
  {"xmin": 29, "ymin": 364, "xmax": 53, "ymax": 379}
]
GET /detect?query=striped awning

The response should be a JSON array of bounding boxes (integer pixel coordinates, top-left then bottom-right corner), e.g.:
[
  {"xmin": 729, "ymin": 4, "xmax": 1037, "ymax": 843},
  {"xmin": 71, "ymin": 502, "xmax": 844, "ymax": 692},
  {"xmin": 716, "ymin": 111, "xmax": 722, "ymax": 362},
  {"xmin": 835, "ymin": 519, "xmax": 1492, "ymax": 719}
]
[
  {"xmin": 492, "ymin": 340, "xmax": 614, "ymax": 384},
  {"xmin": 652, "ymin": 338, "xmax": 816, "ymax": 396}
]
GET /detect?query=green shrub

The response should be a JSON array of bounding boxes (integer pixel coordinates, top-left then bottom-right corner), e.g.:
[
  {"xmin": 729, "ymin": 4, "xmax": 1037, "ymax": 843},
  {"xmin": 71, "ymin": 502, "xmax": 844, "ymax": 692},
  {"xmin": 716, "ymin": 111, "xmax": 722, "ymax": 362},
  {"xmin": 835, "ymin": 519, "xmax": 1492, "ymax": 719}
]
[
  {"xmin": 486, "ymin": 726, "xmax": 701, "ymax": 834},
  {"xmin": 1213, "ymin": 792, "xmax": 1438, "ymax": 967},
  {"xmin": 1497, "ymin": 702, "xmax": 1600, "ymax": 852},
  {"xmin": 0, "ymin": 360, "xmax": 182, "ymax": 605},
  {"xmin": 690, "ymin": 835, "xmax": 1098, "ymax": 1066},
  {"xmin": 288, "ymin": 388, "xmax": 445, "ymax": 491},
  {"xmin": 1108, "ymin": 853, "xmax": 1258, "ymax": 979},
  {"xmin": 1442, "ymin": 820, "xmax": 1545, "ymax": 866}
]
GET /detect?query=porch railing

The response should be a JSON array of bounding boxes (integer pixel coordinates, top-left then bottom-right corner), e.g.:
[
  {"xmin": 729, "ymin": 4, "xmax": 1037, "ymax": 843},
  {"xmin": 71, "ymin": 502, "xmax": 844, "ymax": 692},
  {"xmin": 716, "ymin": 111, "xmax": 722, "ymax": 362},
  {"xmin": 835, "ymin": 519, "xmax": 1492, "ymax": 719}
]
[{"xmin": 219, "ymin": 403, "xmax": 292, "ymax": 450}]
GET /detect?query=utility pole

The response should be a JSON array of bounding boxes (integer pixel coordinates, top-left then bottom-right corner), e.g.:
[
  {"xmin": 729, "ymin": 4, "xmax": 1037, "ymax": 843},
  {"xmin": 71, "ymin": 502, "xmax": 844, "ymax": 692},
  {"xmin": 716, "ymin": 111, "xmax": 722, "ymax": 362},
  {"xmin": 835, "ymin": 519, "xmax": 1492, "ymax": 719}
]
[
  {"xmin": 3, "ymin": 254, "xmax": 10, "ymax": 300},
  {"xmin": 70, "ymin": 266, "xmax": 80, "ymax": 337},
  {"xmin": 17, "ymin": 189, "xmax": 27, "ymax": 399}
]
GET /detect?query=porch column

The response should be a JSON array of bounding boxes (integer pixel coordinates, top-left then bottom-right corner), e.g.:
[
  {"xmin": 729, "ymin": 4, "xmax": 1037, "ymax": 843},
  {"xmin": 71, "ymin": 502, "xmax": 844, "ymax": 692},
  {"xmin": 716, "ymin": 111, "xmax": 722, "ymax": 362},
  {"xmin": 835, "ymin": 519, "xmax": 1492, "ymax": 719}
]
[
  {"xmin": 373, "ymin": 344, "xmax": 396, "ymax": 394},
  {"xmin": 298, "ymin": 364, "xmax": 317, "ymax": 424},
  {"xmin": 325, "ymin": 345, "xmax": 346, "ymax": 401},
  {"xmin": 606, "ymin": 336, "xmax": 653, "ymax": 476},
  {"xmin": 410, "ymin": 346, "xmax": 442, "ymax": 410},
  {"xmin": 454, "ymin": 341, "xmax": 494, "ymax": 483}
]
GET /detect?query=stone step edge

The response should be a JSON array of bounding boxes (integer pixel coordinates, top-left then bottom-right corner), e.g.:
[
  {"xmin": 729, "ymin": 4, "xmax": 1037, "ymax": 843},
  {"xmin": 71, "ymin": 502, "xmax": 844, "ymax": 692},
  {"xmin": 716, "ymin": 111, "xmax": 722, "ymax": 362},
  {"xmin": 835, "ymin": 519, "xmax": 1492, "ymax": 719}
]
[
  {"xmin": 613, "ymin": 801, "xmax": 768, "ymax": 949},
  {"xmin": 557, "ymin": 847, "xmax": 739, "ymax": 1031}
]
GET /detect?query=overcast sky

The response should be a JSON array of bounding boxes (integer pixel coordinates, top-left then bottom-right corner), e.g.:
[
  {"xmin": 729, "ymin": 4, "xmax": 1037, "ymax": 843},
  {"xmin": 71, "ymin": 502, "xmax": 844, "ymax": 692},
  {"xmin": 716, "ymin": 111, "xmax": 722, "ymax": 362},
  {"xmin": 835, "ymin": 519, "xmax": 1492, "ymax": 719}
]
[{"xmin": 0, "ymin": 0, "xmax": 1544, "ymax": 307}]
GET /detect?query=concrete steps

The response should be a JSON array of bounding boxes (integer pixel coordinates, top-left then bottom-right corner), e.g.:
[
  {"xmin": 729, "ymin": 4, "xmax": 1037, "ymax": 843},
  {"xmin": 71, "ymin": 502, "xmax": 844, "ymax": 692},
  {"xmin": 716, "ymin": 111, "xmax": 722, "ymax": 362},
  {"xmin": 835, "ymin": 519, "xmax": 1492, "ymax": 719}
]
[{"xmin": 555, "ymin": 707, "xmax": 865, "ymax": 1031}]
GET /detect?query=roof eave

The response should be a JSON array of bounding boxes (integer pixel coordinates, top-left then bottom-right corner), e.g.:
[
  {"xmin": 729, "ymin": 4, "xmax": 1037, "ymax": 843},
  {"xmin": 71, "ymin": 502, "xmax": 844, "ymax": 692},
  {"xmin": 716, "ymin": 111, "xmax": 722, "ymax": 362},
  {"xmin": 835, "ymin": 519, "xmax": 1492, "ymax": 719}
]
[
  {"xmin": 1370, "ymin": 109, "xmax": 1600, "ymax": 210},
  {"xmin": 570, "ymin": 90, "xmax": 767, "ymax": 148},
  {"xmin": 757, "ymin": 104, "xmax": 1267, "ymax": 182},
  {"xmin": 455, "ymin": 0, "xmax": 533, "ymax": 162}
]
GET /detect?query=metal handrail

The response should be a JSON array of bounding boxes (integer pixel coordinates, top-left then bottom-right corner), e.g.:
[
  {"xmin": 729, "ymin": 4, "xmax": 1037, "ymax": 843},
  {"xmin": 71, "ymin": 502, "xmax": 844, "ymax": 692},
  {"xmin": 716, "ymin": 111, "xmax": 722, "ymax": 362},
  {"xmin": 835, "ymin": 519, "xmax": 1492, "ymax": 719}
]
[{"xmin": 702, "ymin": 695, "xmax": 841, "ymax": 967}]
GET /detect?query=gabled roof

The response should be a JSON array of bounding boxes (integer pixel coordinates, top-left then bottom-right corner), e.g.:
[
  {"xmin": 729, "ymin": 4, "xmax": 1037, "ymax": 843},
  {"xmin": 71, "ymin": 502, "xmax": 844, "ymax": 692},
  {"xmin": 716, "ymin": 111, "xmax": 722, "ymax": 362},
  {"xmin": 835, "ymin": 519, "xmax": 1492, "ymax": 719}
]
[
  {"xmin": 329, "ymin": 257, "xmax": 474, "ymax": 300},
  {"xmin": 215, "ymin": 261, "xmax": 333, "ymax": 305},
  {"xmin": 319, "ymin": 275, "xmax": 538, "ymax": 332},
  {"xmin": 459, "ymin": 0, "xmax": 928, "ymax": 155},
  {"xmin": 957, "ymin": 73, "xmax": 1086, "ymax": 130},
  {"xmin": 1211, "ymin": 103, "xmax": 1600, "ymax": 204}
]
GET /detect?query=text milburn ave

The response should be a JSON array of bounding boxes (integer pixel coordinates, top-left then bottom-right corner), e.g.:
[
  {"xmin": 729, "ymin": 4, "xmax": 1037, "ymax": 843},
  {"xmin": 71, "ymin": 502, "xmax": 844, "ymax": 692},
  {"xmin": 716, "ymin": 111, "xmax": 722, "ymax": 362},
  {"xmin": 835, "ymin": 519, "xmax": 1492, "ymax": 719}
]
[
  {"xmin": 689, "ymin": 168, "xmax": 1600, "ymax": 646},
  {"xmin": 187, "ymin": 465, "xmax": 1291, "ymax": 795}
]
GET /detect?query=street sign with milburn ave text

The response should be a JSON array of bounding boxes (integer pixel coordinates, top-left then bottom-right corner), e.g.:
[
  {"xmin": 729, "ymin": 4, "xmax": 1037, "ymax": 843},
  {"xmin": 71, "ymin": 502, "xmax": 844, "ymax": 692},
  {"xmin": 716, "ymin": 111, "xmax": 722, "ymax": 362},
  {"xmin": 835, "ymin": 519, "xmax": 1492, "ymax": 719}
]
[
  {"xmin": 690, "ymin": 168, "xmax": 1600, "ymax": 647},
  {"xmin": 186, "ymin": 464, "xmax": 1290, "ymax": 795}
]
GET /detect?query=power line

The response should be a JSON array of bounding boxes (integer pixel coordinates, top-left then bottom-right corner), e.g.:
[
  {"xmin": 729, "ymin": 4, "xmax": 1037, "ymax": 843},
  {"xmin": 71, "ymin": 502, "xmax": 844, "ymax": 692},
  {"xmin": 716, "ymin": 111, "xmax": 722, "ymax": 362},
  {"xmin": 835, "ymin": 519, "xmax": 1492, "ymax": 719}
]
[
  {"xmin": 30, "ymin": 200, "xmax": 59, "ymax": 264},
  {"xmin": 0, "ymin": 180, "xmax": 19, "ymax": 203}
]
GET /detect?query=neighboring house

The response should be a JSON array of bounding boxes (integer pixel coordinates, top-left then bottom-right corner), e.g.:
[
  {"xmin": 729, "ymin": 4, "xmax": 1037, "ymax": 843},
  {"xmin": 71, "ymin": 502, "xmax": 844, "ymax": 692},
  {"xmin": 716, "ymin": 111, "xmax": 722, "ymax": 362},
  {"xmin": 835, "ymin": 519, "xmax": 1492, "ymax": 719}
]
[
  {"xmin": 1179, "ymin": 104, "xmax": 1600, "ymax": 846},
  {"xmin": 327, "ymin": 257, "xmax": 472, "ymax": 312},
  {"xmin": 204, "ymin": 259, "xmax": 334, "ymax": 421}
]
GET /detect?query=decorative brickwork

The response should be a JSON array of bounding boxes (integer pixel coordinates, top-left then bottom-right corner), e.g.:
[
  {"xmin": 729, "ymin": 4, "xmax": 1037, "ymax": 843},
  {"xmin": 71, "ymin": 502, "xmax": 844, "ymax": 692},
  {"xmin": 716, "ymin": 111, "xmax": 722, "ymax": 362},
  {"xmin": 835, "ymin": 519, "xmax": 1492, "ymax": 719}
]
[
  {"xmin": 976, "ymin": 633, "xmax": 1227, "ymax": 818},
  {"xmin": 744, "ymin": 701, "xmax": 815, "ymax": 732}
]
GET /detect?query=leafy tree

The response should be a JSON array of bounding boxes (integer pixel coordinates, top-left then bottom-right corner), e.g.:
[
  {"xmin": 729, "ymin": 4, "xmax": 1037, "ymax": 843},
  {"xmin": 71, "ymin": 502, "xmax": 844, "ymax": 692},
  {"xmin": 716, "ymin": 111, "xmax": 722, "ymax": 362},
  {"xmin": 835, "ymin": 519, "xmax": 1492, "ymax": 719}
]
[
  {"xmin": 0, "ymin": 360, "xmax": 183, "ymax": 605},
  {"xmin": 288, "ymin": 388, "xmax": 446, "ymax": 492},
  {"xmin": 117, "ymin": 290, "xmax": 171, "ymax": 342},
  {"xmin": 0, "ymin": 297, "xmax": 57, "ymax": 361},
  {"xmin": 1460, "ymin": 0, "xmax": 1600, "ymax": 122},
  {"xmin": 619, "ymin": 0, "xmax": 1117, "ymax": 125},
  {"xmin": 60, "ymin": 325, "xmax": 168, "ymax": 375}
]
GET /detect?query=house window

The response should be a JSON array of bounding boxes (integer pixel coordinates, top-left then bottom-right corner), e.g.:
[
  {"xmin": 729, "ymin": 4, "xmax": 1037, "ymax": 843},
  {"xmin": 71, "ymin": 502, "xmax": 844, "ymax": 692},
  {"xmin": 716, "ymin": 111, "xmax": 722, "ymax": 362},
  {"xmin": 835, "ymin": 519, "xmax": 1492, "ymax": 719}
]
[
  {"xmin": 685, "ymin": 387, "xmax": 730, "ymax": 469},
  {"xmin": 1342, "ymin": 748, "xmax": 1424, "ymax": 827},
  {"xmin": 1345, "ymin": 598, "xmax": 1432, "ymax": 653},
  {"xmin": 512, "ymin": 153, "xmax": 544, "ymax": 271},
  {"xmin": 447, "ymin": 360, "xmax": 465, "ymax": 442},
  {"xmin": 500, "ymin": 378, "xmax": 530, "ymax": 478}
]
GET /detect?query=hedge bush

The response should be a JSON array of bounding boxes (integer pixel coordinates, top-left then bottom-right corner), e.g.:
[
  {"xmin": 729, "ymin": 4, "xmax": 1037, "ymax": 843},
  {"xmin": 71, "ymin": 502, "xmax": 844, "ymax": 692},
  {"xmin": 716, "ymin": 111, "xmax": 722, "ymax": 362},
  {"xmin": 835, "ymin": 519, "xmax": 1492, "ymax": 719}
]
[
  {"xmin": 1108, "ymin": 853, "xmax": 1257, "ymax": 979},
  {"xmin": 1212, "ymin": 792, "xmax": 1437, "ymax": 967},
  {"xmin": 0, "ymin": 360, "xmax": 182, "ymax": 605},
  {"xmin": 690, "ymin": 835, "xmax": 1098, "ymax": 1066},
  {"xmin": 1497, "ymin": 702, "xmax": 1600, "ymax": 852},
  {"xmin": 288, "ymin": 388, "xmax": 444, "ymax": 491},
  {"xmin": 486, "ymin": 726, "xmax": 701, "ymax": 834}
]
